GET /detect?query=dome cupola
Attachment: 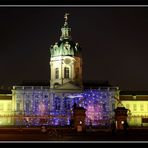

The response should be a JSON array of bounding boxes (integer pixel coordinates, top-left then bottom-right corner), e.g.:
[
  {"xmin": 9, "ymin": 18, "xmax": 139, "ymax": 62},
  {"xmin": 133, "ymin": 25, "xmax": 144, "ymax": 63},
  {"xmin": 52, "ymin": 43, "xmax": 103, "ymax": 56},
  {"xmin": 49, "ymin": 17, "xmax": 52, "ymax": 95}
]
[{"xmin": 50, "ymin": 13, "xmax": 81, "ymax": 57}]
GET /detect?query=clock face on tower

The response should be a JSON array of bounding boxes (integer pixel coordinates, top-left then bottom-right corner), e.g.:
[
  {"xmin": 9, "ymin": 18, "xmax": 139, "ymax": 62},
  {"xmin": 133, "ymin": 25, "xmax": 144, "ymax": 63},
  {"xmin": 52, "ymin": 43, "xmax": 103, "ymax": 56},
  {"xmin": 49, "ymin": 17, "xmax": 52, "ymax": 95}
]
[{"xmin": 64, "ymin": 58, "xmax": 72, "ymax": 64}]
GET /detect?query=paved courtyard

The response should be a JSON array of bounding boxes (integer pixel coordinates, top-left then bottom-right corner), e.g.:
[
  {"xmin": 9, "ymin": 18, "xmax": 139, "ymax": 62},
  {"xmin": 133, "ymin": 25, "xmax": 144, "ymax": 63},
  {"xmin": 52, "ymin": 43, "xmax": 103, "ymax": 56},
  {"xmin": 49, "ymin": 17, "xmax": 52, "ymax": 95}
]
[{"xmin": 0, "ymin": 127, "xmax": 148, "ymax": 142}]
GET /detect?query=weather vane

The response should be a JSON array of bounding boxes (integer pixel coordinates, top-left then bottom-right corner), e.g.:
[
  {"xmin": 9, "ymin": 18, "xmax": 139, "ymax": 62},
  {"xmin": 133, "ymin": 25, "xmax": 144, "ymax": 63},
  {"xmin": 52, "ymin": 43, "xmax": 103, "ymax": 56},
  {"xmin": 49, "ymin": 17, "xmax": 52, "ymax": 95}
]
[{"xmin": 64, "ymin": 13, "xmax": 69, "ymax": 22}]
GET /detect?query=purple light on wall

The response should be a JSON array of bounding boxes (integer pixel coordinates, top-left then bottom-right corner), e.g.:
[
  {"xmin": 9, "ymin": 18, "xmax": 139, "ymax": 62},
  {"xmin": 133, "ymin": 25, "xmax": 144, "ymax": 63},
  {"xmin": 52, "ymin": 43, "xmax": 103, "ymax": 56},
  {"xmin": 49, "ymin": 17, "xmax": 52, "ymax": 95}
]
[{"xmin": 38, "ymin": 102, "xmax": 46, "ymax": 115}]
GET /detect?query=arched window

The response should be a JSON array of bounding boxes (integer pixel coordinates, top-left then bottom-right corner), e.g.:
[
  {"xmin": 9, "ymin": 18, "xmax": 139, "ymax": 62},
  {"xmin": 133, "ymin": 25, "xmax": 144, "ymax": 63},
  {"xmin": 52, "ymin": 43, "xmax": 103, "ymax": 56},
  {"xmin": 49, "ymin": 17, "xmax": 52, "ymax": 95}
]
[
  {"xmin": 64, "ymin": 67, "xmax": 69, "ymax": 78},
  {"xmin": 55, "ymin": 68, "xmax": 59, "ymax": 79}
]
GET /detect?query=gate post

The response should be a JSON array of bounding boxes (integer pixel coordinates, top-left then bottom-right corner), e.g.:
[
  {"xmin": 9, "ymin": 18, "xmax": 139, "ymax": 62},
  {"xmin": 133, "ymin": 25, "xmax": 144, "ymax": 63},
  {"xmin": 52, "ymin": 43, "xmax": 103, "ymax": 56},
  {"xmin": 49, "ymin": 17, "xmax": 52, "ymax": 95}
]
[
  {"xmin": 114, "ymin": 107, "xmax": 128, "ymax": 130},
  {"xmin": 73, "ymin": 106, "xmax": 86, "ymax": 132}
]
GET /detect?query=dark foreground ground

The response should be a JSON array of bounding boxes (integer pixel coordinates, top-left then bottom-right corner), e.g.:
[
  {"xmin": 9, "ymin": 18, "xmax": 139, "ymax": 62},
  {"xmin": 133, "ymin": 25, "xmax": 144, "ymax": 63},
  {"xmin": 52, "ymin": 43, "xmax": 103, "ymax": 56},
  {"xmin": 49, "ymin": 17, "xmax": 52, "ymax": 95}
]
[{"xmin": 0, "ymin": 127, "xmax": 148, "ymax": 142}]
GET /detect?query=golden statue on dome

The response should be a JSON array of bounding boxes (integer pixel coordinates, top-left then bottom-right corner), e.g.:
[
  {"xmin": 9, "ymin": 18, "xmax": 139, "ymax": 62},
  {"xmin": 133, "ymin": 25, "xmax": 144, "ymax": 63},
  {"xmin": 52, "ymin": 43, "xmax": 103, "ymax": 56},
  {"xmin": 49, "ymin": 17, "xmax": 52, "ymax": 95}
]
[{"xmin": 64, "ymin": 13, "xmax": 69, "ymax": 22}]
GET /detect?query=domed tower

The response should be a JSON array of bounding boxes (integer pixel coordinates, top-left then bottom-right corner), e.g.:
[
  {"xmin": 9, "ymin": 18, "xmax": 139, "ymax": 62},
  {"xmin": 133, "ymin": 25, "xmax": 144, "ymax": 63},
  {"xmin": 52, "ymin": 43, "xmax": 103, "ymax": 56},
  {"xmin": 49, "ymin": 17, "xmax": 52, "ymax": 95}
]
[{"xmin": 50, "ymin": 13, "xmax": 83, "ymax": 89}]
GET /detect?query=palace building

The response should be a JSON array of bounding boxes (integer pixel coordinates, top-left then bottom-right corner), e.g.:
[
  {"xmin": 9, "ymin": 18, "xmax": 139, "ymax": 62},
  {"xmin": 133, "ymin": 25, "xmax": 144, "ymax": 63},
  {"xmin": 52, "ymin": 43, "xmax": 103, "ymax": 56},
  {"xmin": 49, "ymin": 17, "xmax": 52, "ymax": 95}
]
[
  {"xmin": 0, "ymin": 14, "xmax": 118, "ymax": 126},
  {"xmin": 1, "ymin": 13, "xmax": 147, "ymax": 127},
  {"xmin": 120, "ymin": 91, "xmax": 148, "ymax": 126}
]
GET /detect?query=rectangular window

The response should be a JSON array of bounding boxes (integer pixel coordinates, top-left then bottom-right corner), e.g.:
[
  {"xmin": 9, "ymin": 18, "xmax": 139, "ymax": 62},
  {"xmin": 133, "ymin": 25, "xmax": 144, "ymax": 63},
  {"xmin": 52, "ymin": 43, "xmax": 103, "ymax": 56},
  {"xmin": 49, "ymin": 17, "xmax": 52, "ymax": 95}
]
[
  {"xmin": 0, "ymin": 103, "xmax": 3, "ymax": 111},
  {"xmin": 64, "ymin": 67, "xmax": 69, "ymax": 78},
  {"xmin": 133, "ymin": 104, "xmax": 137, "ymax": 111},
  {"xmin": 26, "ymin": 102, "xmax": 30, "ymax": 112},
  {"xmin": 55, "ymin": 68, "xmax": 59, "ymax": 79},
  {"xmin": 140, "ymin": 104, "xmax": 144, "ymax": 111},
  {"xmin": 134, "ymin": 118, "xmax": 138, "ymax": 125},
  {"xmin": 7, "ymin": 103, "xmax": 12, "ymax": 111},
  {"xmin": 55, "ymin": 98, "xmax": 60, "ymax": 110},
  {"xmin": 17, "ymin": 102, "xmax": 20, "ymax": 111}
]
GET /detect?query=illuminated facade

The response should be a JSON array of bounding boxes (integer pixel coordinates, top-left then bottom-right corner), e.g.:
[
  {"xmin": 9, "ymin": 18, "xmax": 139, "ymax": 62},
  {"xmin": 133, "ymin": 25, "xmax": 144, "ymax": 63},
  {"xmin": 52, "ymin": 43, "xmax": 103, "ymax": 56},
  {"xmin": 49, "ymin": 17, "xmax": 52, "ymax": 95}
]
[
  {"xmin": 11, "ymin": 86, "xmax": 118, "ymax": 126},
  {"xmin": 120, "ymin": 91, "xmax": 148, "ymax": 126},
  {"xmin": 0, "ymin": 94, "xmax": 13, "ymax": 125},
  {"xmin": 0, "ymin": 14, "xmax": 119, "ymax": 126},
  {"xmin": 50, "ymin": 13, "xmax": 82, "ymax": 89}
]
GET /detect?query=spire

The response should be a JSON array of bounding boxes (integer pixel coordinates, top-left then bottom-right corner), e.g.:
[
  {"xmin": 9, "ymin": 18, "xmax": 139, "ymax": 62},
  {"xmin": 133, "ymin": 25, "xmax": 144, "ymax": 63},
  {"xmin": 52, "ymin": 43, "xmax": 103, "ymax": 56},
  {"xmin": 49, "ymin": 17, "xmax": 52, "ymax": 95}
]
[
  {"xmin": 64, "ymin": 13, "xmax": 69, "ymax": 26},
  {"xmin": 60, "ymin": 13, "xmax": 71, "ymax": 40}
]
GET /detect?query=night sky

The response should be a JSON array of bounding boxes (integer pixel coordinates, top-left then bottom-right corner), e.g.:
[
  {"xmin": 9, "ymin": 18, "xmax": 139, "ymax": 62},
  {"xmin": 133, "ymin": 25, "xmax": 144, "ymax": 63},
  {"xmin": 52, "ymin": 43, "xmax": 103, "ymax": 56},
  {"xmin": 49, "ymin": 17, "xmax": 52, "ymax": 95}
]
[{"xmin": 0, "ymin": 6, "xmax": 148, "ymax": 91}]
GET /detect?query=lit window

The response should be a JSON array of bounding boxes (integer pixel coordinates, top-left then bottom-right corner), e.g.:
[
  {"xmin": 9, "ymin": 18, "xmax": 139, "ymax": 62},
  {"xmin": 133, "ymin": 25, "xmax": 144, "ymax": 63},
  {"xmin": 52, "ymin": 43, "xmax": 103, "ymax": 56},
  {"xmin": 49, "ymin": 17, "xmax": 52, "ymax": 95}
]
[
  {"xmin": 7, "ymin": 103, "xmax": 12, "ymax": 110},
  {"xmin": 140, "ymin": 104, "xmax": 144, "ymax": 111},
  {"xmin": 134, "ymin": 118, "xmax": 138, "ymax": 125},
  {"xmin": 126, "ymin": 104, "xmax": 130, "ymax": 109},
  {"xmin": 55, "ymin": 68, "xmax": 59, "ymax": 79},
  {"xmin": 0, "ymin": 103, "xmax": 3, "ymax": 111},
  {"xmin": 64, "ymin": 67, "xmax": 69, "ymax": 78},
  {"xmin": 133, "ymin": 104, "xmax": 137, "ymax": 111},
  {"xmin": 16, "ymin": 102, "xmax": 20, "ymax": 111}
]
